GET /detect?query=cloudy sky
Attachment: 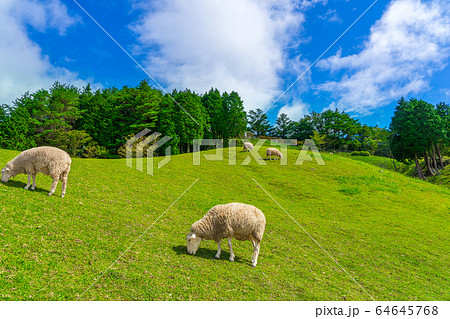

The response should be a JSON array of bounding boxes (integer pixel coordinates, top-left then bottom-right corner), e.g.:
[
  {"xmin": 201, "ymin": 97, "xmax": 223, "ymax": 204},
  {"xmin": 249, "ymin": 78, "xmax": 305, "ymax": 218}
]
[{"xmin": 0, "ymin": 0, "xmax": 449, "ymax": 127}]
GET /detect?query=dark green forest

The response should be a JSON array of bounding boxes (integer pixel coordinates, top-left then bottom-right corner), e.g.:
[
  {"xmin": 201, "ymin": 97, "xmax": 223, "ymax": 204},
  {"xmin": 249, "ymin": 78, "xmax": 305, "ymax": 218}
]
[
  {"xmin": 0, "ymin": 81, "xmax": 448, "ymax": 180},
  {"xmin": 0, "ymin": 81, "xmax": 247, "ymax": 157}
]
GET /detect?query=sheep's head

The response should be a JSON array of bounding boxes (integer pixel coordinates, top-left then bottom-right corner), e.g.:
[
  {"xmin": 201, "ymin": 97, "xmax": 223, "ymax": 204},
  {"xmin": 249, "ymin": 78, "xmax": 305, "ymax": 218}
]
[
  {"xmin": 186, "ymin": 232, "xmax": 201, "ymax": 255},
  {"xmin": 1, "ymin": 166, "xmax": 12, "ymax": 183},
  {"xmin": 280, "ymin": 153, "xmax": 284, "ymax": 159}
]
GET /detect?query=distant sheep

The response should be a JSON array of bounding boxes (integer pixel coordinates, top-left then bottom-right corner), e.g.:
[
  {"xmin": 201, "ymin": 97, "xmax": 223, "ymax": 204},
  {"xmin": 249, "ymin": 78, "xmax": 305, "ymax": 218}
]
[
  {"xmin": 243, "ymin": 142, "xmax": 254, "ymax": 152},
  {"xmin": 186, "ymin": 202, "xmax": 266, "ymax": 267},
  {"xmin": 266, "ymin": 147, "xmax": 283, "ymax": 160},
  {"xmin": 1, "ymin": 146, "xmax": 72, "ymax": 197}
]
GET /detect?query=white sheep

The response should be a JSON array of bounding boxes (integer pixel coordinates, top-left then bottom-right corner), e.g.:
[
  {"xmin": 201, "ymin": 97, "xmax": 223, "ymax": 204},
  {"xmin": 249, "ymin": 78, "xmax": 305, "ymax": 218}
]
[
  {"xmin": 186, "ymin": 202, "xmax": 266, "ymax": 267},
  {"xmin": 266, "ymin": 147, "xmax": 283, "ymax": 160},
  {"xmin": 243, "ymin": 142, "xmax": 254, "ymax": 152},
  {"xmin": 1, "ymin": 146, "xmax": 72, "ymax": 197}
]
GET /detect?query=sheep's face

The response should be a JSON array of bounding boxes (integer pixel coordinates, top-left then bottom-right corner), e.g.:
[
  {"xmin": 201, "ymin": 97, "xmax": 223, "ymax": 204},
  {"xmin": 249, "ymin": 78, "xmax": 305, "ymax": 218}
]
[
  {"xmin": 1, "ymin": 167, "xmax": 12, "ymax": 183},
  {"xmin": 186, "ymin": 232, "xmax": 201, "ymax": 255},
  {"xmin": 279, "ymin": 153, "xmax": 284, "ymax": 159}
]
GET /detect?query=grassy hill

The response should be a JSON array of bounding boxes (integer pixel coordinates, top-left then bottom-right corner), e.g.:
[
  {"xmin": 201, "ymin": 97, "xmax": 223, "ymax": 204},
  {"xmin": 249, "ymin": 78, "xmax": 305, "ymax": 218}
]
[
  {"xmin": 0, "ymin": 148, "xmax": 449, "ymax": 301},
  {"xmin": 347, "ymin": 154, "xmax": 450, "ymax": 188}
]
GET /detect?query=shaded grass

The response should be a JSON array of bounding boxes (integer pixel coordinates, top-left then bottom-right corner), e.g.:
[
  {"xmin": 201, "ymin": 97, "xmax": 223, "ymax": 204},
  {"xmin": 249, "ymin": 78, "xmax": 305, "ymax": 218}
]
[
  {"xmin": 0, "ymin": 148, "xmax": 449, "ymax": 301},
  {"xmin": 344, "ymin": 154, "xmax": 411, "ymax": 174},
  {"xmin": 346, "ymin": 154, "xmax": 450, "ymax": 189},
  {"xmin": 429, "ymin": 165, "xmax": 450, "ymax": 187},
  {"xmin": 339, "ymin": 187, "xmax": 361, "ymax": 196}
]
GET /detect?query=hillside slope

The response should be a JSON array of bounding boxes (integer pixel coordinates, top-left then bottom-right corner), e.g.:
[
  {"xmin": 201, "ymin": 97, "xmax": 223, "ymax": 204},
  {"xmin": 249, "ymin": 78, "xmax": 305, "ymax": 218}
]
[
  {"xmin": 348, "ymin": 154, "xmax": 450, "ymax": 188},
  {"xmin": 0, "ymin": 148, "xmax": 449, "ymax": 300}
]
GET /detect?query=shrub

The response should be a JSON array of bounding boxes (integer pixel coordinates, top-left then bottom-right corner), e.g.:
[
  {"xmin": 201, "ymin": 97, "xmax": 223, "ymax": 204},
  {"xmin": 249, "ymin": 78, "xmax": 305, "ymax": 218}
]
[{"xmin": 82, "ymin": 143, "xmax": 109, "ymax": 158}]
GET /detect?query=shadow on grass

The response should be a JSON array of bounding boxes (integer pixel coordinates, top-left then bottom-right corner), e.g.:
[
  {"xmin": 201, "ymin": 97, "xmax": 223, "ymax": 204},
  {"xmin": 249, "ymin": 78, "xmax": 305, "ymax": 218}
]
[
  {"xmin": 2, "ymin": 179, "xmax": 49, "ymax": 195},
  {"xmin": 172, "ymin": 245, "xmax": 247, "ymax": 265}
]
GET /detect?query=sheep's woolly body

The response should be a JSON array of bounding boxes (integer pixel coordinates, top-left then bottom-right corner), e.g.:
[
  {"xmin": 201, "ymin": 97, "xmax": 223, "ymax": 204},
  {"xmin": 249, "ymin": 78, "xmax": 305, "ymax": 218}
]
[
  {"xmin": 266, "ymin": 147, "xmax": 283, "ymax": 160},
  {"xmin": 7, "ymin": 147, "xmax": 71, "ymax": 178},
  {"xmin": 243, "ymin": 142, "xmax": 254, "ymax": 152},
  {"xmin": 191, "ymin": 203, "xmax": 265, "ymax": 242},
  {"xmin": 188, "ymin": 203, "xmax": 266, "ymax": 266},
  {"xmin": 2, "ymin": 146, "xmax": 71, "ymax": 197}
]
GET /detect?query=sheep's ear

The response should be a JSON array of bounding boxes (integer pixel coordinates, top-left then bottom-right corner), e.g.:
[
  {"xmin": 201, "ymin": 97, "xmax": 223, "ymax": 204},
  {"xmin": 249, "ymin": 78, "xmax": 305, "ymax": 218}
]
[
  {"xmin": 186, "ymin": 232, "xmax": 196, "ymax": 240},
  {"xmin": 5, "ymin": 167, "xmax": 10, "ymax": 172}
]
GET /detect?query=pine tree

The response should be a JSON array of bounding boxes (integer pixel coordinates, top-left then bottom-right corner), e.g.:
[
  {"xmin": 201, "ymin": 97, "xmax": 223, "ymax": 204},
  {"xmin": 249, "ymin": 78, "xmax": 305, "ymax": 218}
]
[
  {"xmin": 273, "ymin": 113, "xmax": 292, "ymax": 138},
  {"xmin": 222, "ymin": 91, "xmax": 247, "ymax": 140},
  {"xmin": 202, "ymin": 88, "xmax": 222, "ymax": 139},
  {"xmin": 290, "ymin": 117, "xmax": 314, "ymax": 141},
  {"xmin": 247, "ymin": 108, "xmax": 271, "ymax": 137}
]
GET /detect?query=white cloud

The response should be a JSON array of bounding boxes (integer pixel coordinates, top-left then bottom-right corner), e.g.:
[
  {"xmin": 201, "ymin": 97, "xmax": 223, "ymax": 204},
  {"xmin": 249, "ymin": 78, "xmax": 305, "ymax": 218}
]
[
  {"xmin": 0, "ymin": 0, "xmax": 85, "ymax": 105},
  {"xmin": 10, "ymin": 0, "xmax": 80, "ymax": 35},
  {"xmin": 300, "ymin": 0, "xmax": 328, "ymax": 9},
  {"xmin": 132, "ymin": 0, "xmax": 309, "ymax": 111},
  {"xmin": 278, "ymin": 100, "xmax": 309, "ymax": 120},
  {"xmin": 317, "ymin": 0, "xmax": 450, "ymax": 114},
  {"xmin": 441, "ymin": 88, "xmax": 450, "ymax": 98},
  {"xmin": 318, "ymin": 9, "xmax": 341, "ymax": 23}
]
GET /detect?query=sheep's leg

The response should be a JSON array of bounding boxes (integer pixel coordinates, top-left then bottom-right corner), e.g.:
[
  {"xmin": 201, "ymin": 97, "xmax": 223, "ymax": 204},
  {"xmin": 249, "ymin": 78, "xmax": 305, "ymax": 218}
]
[
  {"xmin": 48, "ymin": 177, "xmax": 59, "ymax": 196},
  {"xmin": 251, "ymin": 239, "xmax": 256, "ymax": 264},
  {"xmin": 61, "ymin": 175, "xmax": 68, "ymax": 198},
  {"xmin": 31, "ymin": 174, "xmax": 36, "ymax": 190},
  {"xmin": 24, "ymin": 175, "xmax": 31, "ymax": 190},
  {"xmin": 228, "ymin": 237, "xmax": 235, "ymax": 262},
  {"xmin": 215, "ymin": 240, "xmax": 221, "ymax": 259},
  {"xmin": 252, "ymin": 242, "xmax": 261, "ymax": 267}
]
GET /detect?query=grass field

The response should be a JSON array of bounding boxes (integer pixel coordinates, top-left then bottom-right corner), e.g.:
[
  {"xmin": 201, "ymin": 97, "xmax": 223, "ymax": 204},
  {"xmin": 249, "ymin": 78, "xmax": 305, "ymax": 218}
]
[
  {"xmin": 343, "ymin": 154, "xmax": 412, "ymax": 174},
  {"xmin": 347, "ymin": 154, "xmax": 450, "ymax": 188},
  {"xmin": 0, "ymin": 148, "xmax": 449, "ymax": 301}
]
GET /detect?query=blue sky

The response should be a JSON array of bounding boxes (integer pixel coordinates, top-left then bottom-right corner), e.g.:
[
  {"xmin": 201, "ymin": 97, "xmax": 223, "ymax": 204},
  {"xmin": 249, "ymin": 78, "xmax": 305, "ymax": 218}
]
[{"xmin": 0, "ymin": 0, "xmax": 449, "ymax": 128}]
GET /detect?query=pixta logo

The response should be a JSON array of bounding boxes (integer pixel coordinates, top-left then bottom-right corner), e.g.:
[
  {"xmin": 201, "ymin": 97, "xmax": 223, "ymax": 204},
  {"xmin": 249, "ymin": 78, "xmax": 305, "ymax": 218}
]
[
  {"xmin": 126, "ymin": 129, "xmax": 172, "ymax": 175},
  {"xmin": 127, "ymin": 130, "xmax": 325, "ymax": 175},
  {"xmin": 193, "ymin": 138, "xmax": 325, "ymax": 166}
]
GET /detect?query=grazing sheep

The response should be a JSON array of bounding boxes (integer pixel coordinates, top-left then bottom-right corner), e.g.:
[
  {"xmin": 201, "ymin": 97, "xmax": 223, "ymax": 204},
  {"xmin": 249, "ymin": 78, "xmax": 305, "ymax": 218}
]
[
  {"xmin": 186, "ymin": 202, "xmax": 266, "ymax": 267},
  {"xmin": 1, "ymin": 146, "xmax": 71, "ymax": 197},
  {"xmin": 266, "ymin": 147, "xmax": 283, "ymax": 160},
  {"xmin": 243, "ymin": 142, "xmax": 254, "ymax": 152}
]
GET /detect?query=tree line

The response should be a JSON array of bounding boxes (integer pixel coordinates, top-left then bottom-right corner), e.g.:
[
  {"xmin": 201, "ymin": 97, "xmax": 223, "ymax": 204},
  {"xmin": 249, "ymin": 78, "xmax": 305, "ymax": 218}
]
[
  {"xmin": 0, "ymin": 81, "xmax": 247, "ymax": 157},
  {"xmin": 0, "ymin": 80, "xmax": 389, "ymax": 157},
  {"xmin": 248, "ymin": 108, "xmax": 390, "ymax": 154},
  {"xmin": 0, "ymin": 81, "xmax": 448, "ymax": 181},
  {"xmin": 247, "ymin": 99, "xmax": 449, "ymax": 180}
]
